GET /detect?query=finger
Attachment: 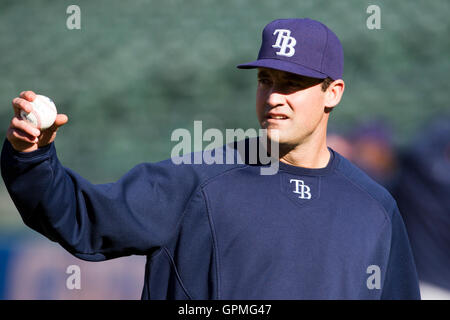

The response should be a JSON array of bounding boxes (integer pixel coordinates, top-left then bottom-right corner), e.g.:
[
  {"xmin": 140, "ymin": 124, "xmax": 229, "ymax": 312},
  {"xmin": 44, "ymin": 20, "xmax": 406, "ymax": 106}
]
[
  {"xmin": 47, "ymin": 114, "xmax": 69, "ymax": 131},
  {"xmin": 11, "ymin": 116, "xmax": 41, "ymax": 137},
  {"xmin": 19, "ymin": 91, "xmax": 36, "ymax": 102},
  {"xmin": 54, "ymin": 114, "xmax": 69, "ymax": 127},
  {"xmin": 12, "ymin": 97, "xmax": 33, "ymax": 116},
  {"xmin": 8, "ymin": 127, "xmax": 39, "ymax": 144}
]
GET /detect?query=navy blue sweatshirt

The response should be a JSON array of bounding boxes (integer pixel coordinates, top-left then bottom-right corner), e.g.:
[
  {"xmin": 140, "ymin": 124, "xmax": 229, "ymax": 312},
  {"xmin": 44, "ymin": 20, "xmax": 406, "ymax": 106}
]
[{"xmin": 1, "ymin": 138, "xmax": 420, "ymax": 299}]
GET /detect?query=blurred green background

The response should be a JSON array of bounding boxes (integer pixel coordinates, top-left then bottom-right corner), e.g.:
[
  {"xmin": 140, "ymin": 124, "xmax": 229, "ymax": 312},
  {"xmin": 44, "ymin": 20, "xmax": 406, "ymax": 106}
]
[{"xmin": 0, "ymin": 0, "xmax": 449, "ymax": 232}]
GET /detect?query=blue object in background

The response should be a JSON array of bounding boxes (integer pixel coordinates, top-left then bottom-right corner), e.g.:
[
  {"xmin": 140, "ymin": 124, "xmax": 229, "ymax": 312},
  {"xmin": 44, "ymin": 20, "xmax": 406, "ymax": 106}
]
[
  {"xmin": 393, "ymin": 117, "xmax": 450, "ymax": 291},
  {"xmin": 0, "ymin": 235, "xmax": 145, "ymax": 299},
  {"xmin": 0, "ymin": 245, "xmax": 11, "ymax": 299}
]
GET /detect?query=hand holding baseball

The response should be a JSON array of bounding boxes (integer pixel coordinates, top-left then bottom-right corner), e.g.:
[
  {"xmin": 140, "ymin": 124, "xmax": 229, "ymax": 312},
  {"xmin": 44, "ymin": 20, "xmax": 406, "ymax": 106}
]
[{"xmin": 7, "ymin": 91, "xmax": 68, "ymax": 153}]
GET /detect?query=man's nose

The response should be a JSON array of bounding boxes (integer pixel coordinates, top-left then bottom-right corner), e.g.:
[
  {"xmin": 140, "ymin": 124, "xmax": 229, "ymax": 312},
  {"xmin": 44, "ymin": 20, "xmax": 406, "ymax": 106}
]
[{"xmin": 266, "ymin": 89, "xmax": 286, "ymax": 108}]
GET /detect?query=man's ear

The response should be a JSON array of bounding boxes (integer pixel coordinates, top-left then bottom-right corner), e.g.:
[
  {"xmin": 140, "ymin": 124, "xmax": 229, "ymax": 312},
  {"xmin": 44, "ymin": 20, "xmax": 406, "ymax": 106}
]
[{"xmin": 324, "ymin": 79, "xmax": 345, "ymax": 109}]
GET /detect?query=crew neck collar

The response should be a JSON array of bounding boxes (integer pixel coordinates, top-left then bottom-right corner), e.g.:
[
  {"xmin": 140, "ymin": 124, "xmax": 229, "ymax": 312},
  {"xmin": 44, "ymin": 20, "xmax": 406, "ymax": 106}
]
[{"xmin": 277, "ymin": 147, "xmax": 338, "ymax": 176}]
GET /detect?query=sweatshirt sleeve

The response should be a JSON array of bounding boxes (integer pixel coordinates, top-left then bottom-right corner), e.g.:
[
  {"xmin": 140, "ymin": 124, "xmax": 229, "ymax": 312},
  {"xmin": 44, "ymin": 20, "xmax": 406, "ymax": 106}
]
[
  {"xmin": 1, "ymin": 139, "xmax": 201, "ymax": 261},
  {"xmin": 381, "ymin": 203, "xmax": 421, "ymax": 300}
]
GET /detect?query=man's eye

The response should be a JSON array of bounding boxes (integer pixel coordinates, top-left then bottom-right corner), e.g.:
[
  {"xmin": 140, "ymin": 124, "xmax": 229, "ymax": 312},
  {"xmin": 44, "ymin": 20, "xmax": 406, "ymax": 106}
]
[
  {"xmin": 286, "ymin": 81, "xmax": 303, "ymax": 87},
  {"xmin": 258, "ymin": 78, "xmax": 271, "ymax": 85}
]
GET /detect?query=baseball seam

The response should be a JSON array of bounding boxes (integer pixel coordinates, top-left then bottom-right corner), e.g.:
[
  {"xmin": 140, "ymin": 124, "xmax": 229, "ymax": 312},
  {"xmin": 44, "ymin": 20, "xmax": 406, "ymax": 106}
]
[{"xmin": 31, "ymin": 109, "xmax": 42, "ymax": 130}]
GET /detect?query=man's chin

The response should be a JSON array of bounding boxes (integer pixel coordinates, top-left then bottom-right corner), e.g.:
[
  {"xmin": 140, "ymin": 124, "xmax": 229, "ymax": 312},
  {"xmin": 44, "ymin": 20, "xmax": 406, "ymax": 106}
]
[
  {"xmin": 259, "ymin": 126, "xmax": 299, "ymax": 147},
  {"xmin": 265, "ymin": 129, "xmax": 290, "ymax": 144},
  {"xmin": 257, "ymin": 131, "xmax": 300, "ymax": 158}
]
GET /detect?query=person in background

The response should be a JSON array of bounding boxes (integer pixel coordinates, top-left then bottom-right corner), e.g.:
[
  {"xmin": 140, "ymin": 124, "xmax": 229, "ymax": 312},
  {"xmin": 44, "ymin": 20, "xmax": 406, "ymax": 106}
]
[
  {"xmin": 392, "ymin": 117, "xmax": 450, "ymax": 299},
  {"xmin": 326, "ymin": 131, "xmax": 353, "ymax": 161},
  {"xmin": 349, "ymin": 120, "xmax": 397, "ymax": 190}
]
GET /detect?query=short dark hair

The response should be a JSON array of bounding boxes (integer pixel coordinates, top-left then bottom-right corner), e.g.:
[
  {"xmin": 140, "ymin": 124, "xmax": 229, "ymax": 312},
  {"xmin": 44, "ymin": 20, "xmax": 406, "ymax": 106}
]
[{"xmin": 321, "ymin": 77, "xmax": 334, "ymax": 92}]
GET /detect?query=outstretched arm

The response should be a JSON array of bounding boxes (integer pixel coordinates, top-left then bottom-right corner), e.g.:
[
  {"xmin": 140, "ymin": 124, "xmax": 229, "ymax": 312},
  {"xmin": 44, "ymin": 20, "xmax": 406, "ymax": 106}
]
[{"xmin": 2, "ymin": 91, "xmax": 200, "ymax": 261}]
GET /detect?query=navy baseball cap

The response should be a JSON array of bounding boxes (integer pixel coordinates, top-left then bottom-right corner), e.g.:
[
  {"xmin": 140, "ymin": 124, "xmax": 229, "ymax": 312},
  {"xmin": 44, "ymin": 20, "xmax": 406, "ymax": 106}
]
[{"xmin": 237, "ymin": 18, "xmax": 344, "ymax": 80}]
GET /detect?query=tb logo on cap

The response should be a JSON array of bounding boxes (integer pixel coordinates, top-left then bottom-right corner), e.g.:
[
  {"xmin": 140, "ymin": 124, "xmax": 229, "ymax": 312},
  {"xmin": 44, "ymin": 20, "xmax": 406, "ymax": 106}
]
[{"xmin": 272, "ymin": 29, "xmax": 296, "ymax": 57}]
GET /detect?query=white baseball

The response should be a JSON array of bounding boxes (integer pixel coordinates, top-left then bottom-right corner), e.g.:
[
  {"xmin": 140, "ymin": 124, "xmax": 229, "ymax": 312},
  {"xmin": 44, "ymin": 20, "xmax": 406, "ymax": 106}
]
[{"xmin": 20, "ymin": 95, "xmax": 57, "ymax": 130}]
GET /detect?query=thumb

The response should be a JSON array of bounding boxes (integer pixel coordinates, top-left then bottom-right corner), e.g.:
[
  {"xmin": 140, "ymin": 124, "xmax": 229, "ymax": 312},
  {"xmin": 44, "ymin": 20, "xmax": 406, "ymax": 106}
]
[
  {"xmin": 53, "ymin": 114, "xmax": 69, "ymax": 129},
  {"xmin": 37, "ymin": 114, "xmax": 69, "ymax": 148}
]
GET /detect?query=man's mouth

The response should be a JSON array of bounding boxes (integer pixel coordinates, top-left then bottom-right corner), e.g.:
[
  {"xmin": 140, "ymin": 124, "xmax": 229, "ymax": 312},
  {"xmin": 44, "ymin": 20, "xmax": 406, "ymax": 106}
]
[
  {"xmin": 269, "ymin": 116, "xmax": 288, "ymax": 119},
  {"xmin": 266, "ymin": 113, "xmax": 289, "ymax": 120}
]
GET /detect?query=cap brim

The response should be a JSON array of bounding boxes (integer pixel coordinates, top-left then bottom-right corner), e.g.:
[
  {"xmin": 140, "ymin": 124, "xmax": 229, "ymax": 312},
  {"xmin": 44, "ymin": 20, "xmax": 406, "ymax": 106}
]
[{"xmin": 237, "ymin": 58, "xmax": 328, "ymax": 79}]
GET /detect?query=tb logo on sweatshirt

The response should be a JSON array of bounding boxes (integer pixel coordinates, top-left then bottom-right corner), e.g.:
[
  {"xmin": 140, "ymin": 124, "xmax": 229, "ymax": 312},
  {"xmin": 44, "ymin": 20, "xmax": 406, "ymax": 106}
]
[
  {"xmin": 281, "ymin": 174, "xmax": 319, "ymax": 206},
  {"xmin": 290, "ymin": 179, "xmax": 312, "ymax": 199}
]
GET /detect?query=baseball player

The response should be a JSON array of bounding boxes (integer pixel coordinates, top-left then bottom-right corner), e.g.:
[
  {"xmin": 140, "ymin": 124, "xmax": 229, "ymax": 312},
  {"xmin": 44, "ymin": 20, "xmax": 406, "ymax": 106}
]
[{"xmin": 1, "ymin": 18, "xmax": 420, "ymax": 299}]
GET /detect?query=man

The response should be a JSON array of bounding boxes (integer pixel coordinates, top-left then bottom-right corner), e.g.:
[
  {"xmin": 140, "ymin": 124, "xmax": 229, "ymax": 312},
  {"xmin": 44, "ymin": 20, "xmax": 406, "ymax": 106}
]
[{"xmin": 1, "ymin": 18, "xmax": 420, "ymax": 299}]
